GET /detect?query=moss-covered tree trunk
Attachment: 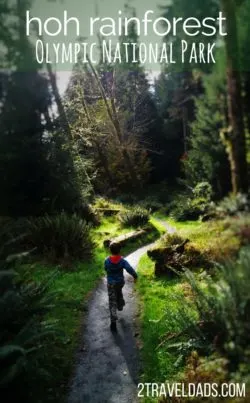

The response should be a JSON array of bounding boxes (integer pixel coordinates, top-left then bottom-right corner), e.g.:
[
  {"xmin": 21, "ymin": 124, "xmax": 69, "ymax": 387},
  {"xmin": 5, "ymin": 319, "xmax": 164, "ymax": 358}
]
[
  {"xmin": 87, "ymin": 57, "xmax": 141, "ymax": 188},
  {"xmin": 80, "ymin": 88, "xmax": 115, "ymax": 190},
  {"xmin": 221, "ymin": 0, "xmax": 248, "ymax": 193},
  {"xmin": 243, "ymin": 71, "xmax": 250, "ymax": 134}
]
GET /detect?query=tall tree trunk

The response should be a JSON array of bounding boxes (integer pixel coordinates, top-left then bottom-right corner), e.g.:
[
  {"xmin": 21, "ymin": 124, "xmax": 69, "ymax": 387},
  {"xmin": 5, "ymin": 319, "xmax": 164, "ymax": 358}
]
[
  {"xmin": 46, "ymin": 64, "xmax": 93, "ymax": 193},
  {"xmin": 45, "ymin": 61, "xmax": 72, "ymax": 138},
  {"xmin": 94, "ymin": 140, "xmax": 116, "ymax": 191},
  {"xmin": 109, "ymin": 96, "xmax": 140, "ymax": 186},
  {"xmin": 80, "ymin": 88, "xmax": 115, "ymax": 189},
  {"xmin": 243, "ymin": 71, "xmax": 250, "ymax": 133},
  {"xmin": 87, "ymin": 57, "xmax": 140, "ymax": 188},
  {"xmin": 31, "ymin": 30, "xmax": 71, "ymax": 139},
  {"xmin": 221, "ymin": 0, "xmax": 248, "ymax": 193}
]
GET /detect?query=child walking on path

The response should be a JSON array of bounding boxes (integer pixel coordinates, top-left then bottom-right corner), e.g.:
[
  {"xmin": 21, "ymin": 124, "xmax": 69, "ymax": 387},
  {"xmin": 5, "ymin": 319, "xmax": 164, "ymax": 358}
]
[{"xmin": 104, "ymin": 242, "xmax": 138, "ymax": 332}]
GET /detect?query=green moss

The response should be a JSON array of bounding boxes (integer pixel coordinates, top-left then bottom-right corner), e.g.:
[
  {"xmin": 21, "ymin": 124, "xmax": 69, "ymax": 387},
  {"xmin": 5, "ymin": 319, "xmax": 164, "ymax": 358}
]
[
  {"xmin": 154, "ymin": 215, "xmax": 240, "ymax": 260},
  {"xmin": 23, "ymin": 249, "xmax": 105, "ymax": 402},
  {"xmin": 136, "ymin": 216, "xmax": 243, "ymax": 403},
  {"xmin": 149, "ymin": 217, "xmax": 167, "ymax": 234},
  {"xmin": 137, "ymin": 255, "xmax": 195, "ymax": 387}
]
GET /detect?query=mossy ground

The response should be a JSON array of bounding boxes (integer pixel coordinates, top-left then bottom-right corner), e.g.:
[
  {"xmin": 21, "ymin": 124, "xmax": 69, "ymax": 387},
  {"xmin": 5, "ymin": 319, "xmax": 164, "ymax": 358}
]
[{"xmin": 136, "ymin": 215, "xmax": 242, "ymax": 402}]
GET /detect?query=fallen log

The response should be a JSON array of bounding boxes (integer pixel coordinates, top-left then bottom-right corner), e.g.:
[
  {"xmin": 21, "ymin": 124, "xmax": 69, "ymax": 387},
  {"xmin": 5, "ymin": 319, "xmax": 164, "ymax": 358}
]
[
  {"xmin": 103, "ymin": 228, "xmax": 150, "ymax": 248},
  {"xmin": 147, "ymin": 239, "xmax": 190, "ymax": 262},
  {"xmin": 154, "ymin": 262, "xmax": 181, "ymax": 278},
  {"xmin": 147, "ymin": 239, "xmax": 191, "ymax": 278},
  {"xmin": 95, "ymin": 208, "xmax": 121, "ymax": 216}
]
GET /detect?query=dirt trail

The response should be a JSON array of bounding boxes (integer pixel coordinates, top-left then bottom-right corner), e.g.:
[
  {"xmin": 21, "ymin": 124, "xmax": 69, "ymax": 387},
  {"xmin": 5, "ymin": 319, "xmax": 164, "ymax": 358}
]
[
  {"xmin": 68, "ymin": 219, "xmax": 175, "ymax": 403},
  {"xmin": 67, "ymin": 243, "xmax": 154, "ymax": 403},
  {"xmin": 154, "ymin": 218, "xmax": 176, "ymax": 234}
]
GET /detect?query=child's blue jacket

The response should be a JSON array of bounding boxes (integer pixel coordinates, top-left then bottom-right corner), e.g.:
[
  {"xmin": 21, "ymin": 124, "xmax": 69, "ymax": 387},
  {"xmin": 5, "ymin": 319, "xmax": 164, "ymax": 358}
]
[{"xmin": 104, "ymin": 255, "xmax": 138, "ymax": 285}]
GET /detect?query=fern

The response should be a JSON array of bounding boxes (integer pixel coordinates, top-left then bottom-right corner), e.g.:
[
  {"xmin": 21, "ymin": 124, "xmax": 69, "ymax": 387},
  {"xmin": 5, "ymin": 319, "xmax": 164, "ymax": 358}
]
[
  {"xmin": 0, "ymin": 226, "xmax": 59, "ymax": 399},
  {"xmin": 118, "ymin": 206, "xmax": 149, "ymax": 227},
  {"xmin": 163, "ymin": 247, "xmax": 250, "ymax": 370},
  {"xmin": 27, "ymin": 212, "xmax": 94, "ymax": 263}
]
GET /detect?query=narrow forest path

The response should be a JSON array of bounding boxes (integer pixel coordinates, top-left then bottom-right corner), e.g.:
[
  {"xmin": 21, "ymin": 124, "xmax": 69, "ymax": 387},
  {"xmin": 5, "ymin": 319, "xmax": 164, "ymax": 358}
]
[
  {"xmin": 154, "ymin": 218, "xmax": 177, "ymax": 234},
  {"xmin": 68, "ymin": 220, "xmax": 175, "ymax": 403},
  {"xmin": 67, "ymin": 244, "xmax": 154, "ymax": 403}
]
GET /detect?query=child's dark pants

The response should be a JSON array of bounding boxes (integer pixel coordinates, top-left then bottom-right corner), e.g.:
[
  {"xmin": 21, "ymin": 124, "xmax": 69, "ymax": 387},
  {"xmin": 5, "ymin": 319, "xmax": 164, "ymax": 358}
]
[{"xmin": 107, "ymin": 283, "xmax": 125, "ymax": 323}]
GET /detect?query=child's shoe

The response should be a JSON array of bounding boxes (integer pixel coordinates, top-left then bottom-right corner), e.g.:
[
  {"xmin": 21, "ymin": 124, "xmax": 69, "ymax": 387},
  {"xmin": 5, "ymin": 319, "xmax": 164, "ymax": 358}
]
[{"xmin": 110, "ymin": 322, "xmax": 117, "ymax": 332}]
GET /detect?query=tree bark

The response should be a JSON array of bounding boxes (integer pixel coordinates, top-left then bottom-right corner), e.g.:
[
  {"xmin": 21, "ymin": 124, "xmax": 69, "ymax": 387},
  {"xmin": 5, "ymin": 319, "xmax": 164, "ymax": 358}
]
[
  {"xmin": 243, "ymin": 71, "xmax": 250, "ymax": 134},
  {"xmin": 221, "ymin": 0, "xmax": 248, "ymax": 193},
  {"xmin": 87, "ymin": 57, "xmax": 140, "ymax": 187},
  {"xmin": 95, "ymin": 140, "xmax": 116, "ymax": 190},
  {"xmin": 103, "ymin": 228, "xmax": 148, "ymax": 248},
  {"xmin": 45, "ymin": 56, "xmax": 94, "ymax": 194},
  {"xmin": 80, "ymin": 88, "xmax": 115, "ymax": 189},
  {"xmin": 109, "ymin": 96, "xmax": 140, "ymax": 186},
  {"xmin": 45, "ymin": 61, "xmax": 72, "ymax": 138}
]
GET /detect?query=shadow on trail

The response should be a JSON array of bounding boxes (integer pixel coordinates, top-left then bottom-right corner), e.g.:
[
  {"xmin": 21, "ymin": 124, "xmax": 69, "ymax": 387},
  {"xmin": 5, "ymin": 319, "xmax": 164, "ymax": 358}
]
[{"xmin": 112, "ymin": 317, "xmax": 139, "ymax": 385}]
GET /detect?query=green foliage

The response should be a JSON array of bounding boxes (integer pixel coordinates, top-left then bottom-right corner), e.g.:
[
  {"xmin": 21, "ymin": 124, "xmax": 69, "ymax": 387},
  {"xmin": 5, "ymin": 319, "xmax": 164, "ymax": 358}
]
[
  {"xmin": 72, "ymin": 202, "xmax": 100, "ymax": 225},
  {"xmin": 0, "ymin": 217, "xmax": 24, "ymax": 262},
  {"xmin": 183, "ymin": 61, "xmax": 231, "ymax": 197},
  {"xmin": 136, "ymin": 254, "xmax": 195, "ymax": 382},
  {"xmin": 166, "ymin": 247, "xmax": 250, "ymax": 369},
  {"xmin": 148, "ymin": 232, "xmax": 207, "ymax": 276},
  {"xmin": 65, "ymin": 18, "xmax": 153, "ymax": 195},
  {"xmin": 0, "ymin": 220, "xmax": 58, "ymax": 402},
  {"xmin": 27, "ymin": 213, "xmax": 94, "ymax": 264},
  {"xmin": 184, "ymin": 351, "xmax": 228, "ymax": 384},
  {"xmin": 44, "ymin": 133, "xmax": 92, "ymax": 215},
  {"xmin": 170, "ymin": 196, "xmax": 211, "ymax": 222},
  {"xmin": 216, "ymin": 193, "xmax": 250, "ymax": 217},
  {"xmin": 157, "ymin": 233, "xmax": 184, "ymax": 248},
  {"xmin": 93, "ymin": 197, "xmax": 115, "ymax": 209},
  {"xmin": 92, "ymin": 197, "xmax": 123, "ymax": 216},
  {"xmin": 193, "ymin": 181, "xmax": 212, "ymax": 200},
  {"xmin": 161, "ymin": 0, "xmax": 218, "ymax": 72},
  {"xmin": 0, "ymin": 2, "xmax": 91, "ymax": 218},
  {"xmin": 166, "ymin": 182, "xmax": 213, "ymax": 222},
  {"xmin": 138, "ymin": 195, "xmax": 163, "ymax": 212},
  {"xmin": 0, "ymin": 270, "xmax": 57, "ymax": 393},
  {"xmin": 224, "ymin": 214, "xmax": 250, "ymax": 246},
  {"xmin": 160, "ymin": 352, "xmax": 230, "ymax": 403},
  {"xmin": 0, "ymin": 71, "xmax": 52, "ymax": 216},
  {"xmin": 118, "ymin": 206, "xmax": 150, "ymax": 228}
]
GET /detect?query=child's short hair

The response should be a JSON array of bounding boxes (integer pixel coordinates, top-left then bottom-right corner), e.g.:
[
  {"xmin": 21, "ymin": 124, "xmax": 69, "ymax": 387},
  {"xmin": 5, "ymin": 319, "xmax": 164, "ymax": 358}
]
[{"xmin": 109, "ymin": 242, "xmax": 121, "ymax": 255}]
